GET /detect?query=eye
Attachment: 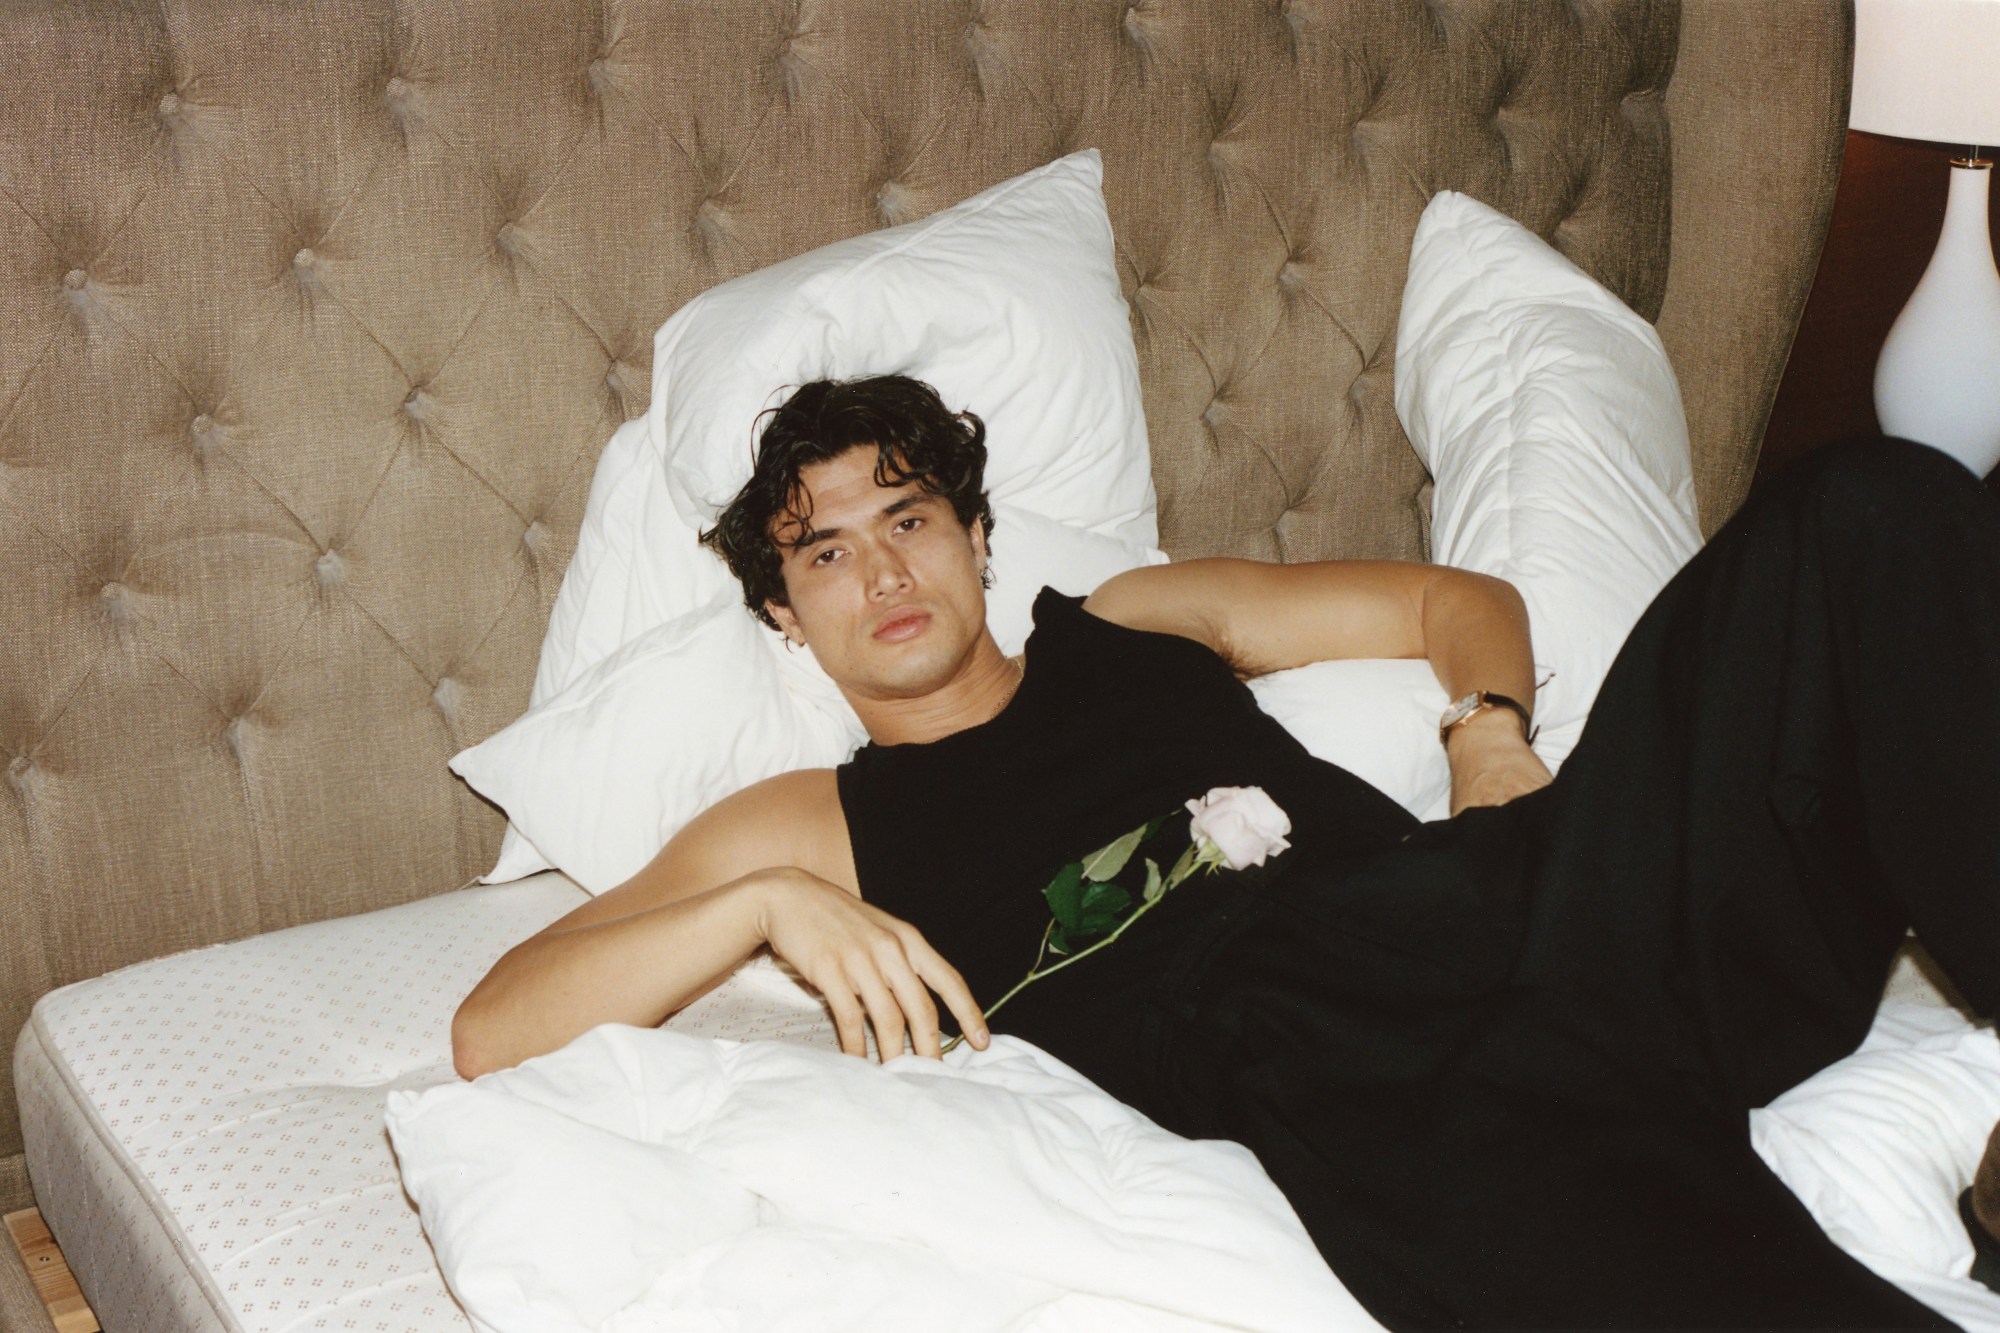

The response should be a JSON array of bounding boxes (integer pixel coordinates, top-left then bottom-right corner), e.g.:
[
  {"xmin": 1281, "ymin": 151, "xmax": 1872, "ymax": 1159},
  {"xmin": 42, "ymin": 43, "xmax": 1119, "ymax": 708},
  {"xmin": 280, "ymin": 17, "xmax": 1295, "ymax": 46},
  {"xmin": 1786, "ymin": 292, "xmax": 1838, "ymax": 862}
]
[
  {"xmin": 892, "ymin": 515, "xmax": 924, "ymax": 535},
  {"xmin": 809, "ymin": 546, "xmax": 845, "ymax": 567}
]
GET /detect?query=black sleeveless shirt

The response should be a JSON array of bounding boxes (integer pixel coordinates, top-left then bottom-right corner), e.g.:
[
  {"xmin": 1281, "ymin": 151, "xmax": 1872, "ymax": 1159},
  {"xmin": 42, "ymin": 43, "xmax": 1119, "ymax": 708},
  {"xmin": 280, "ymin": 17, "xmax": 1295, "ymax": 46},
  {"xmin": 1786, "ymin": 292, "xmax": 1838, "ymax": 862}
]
[{"xmin": 835, "ymin": 589, "xmax": 1421, "ymax": 1099}]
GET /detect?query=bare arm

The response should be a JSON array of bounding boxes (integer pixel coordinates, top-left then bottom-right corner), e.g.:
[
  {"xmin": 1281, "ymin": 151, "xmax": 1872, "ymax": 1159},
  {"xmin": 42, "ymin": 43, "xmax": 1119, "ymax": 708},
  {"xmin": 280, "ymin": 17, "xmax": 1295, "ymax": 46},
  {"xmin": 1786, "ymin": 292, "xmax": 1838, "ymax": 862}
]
[
  {"xmin": 1084, "ymin": 559, "xmax": 1550, "ymax": 812},
  {"xmin": 451, "ymin": 769, "xmax": 988, "ymax": 1078}
]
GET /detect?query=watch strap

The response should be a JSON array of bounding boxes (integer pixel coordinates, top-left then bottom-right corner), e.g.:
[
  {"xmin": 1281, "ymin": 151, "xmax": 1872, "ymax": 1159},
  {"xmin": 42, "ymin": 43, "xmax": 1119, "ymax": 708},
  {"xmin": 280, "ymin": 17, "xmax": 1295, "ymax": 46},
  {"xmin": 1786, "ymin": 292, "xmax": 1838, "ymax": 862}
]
[{"xmin": 1439, "ymin": 691, "xmax": 1535, "ymax": 746}]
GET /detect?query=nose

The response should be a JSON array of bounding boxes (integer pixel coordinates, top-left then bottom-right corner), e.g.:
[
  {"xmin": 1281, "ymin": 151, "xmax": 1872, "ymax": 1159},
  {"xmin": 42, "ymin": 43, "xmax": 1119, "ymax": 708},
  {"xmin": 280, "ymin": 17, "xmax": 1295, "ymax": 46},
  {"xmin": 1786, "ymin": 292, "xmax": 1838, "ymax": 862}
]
[{"xmin": 864, "ymin": 541, "xmax": 913, "ymax": 598}]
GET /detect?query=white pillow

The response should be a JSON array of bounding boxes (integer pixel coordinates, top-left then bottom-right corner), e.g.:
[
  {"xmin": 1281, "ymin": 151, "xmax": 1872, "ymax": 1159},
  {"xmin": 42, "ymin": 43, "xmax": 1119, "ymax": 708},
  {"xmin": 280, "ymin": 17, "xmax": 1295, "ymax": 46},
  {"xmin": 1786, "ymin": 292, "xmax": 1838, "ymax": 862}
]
[
  {"xmin": 1751, "ymin": 1002, "xmax": 2000, "ymax": 1329},
  {"xmin": 1249, "ymin": 661, "xmax": 1452, "ymax": 820},
  {"xmin": 1393, "ymin": 190, "xmax": 1702, "ymax": 771},
  {"xmin": 1244, "ymin": 191, "xmax": 1701, "ymax": 821},
  {"xmin": 471, "ymin": 150, "xmax": 1163, "ymax": 887},
  {"xmin": 455, "ymin": 595, "xmax": 865, "ymax": 896},
  {"xmin": 650, "ymin": 149, "xmax": 1156, "ymax": 547},
  {"xmin": 483, "ymin": 418, "xmax": 736, "ymax": 882},
  {"xmin": 983, "ymin": 505, "xmax": 1169, "ymax": 655},
  {"xmin": 531, "ymin": 419, "xmax": 732, "ymax": 700}
]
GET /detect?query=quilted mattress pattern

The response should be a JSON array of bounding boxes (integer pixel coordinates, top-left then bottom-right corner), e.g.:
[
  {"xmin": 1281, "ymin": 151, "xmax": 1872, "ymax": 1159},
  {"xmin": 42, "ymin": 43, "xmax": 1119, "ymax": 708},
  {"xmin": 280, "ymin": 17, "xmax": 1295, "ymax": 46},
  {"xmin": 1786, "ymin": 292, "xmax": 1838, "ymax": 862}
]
[{"xmin": 14, "ymin": 875, "xmax": 839, "ymax": 1333}]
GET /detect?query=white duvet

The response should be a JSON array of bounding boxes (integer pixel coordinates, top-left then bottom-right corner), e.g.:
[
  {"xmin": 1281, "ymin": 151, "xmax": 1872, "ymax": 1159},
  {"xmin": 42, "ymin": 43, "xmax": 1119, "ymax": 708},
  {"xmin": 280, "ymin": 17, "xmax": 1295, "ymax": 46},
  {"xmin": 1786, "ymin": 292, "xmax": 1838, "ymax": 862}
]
[
  {"xmin": 385, "ymin": 1028, "xmax": 1380, "ymax": 1333},
  {"xmin": 388, "ymin": 1001, "xmax": 2000, "ymax": 1333}
]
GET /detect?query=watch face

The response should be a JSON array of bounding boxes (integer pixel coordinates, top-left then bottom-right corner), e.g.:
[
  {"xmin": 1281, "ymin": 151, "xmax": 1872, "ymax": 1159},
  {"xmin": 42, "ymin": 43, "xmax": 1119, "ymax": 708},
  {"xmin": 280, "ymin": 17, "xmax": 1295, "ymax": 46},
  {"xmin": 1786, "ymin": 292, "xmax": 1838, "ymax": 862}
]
[{"xmin": 1441, "ymin": 693, "xmax": 1483, "ymax": 729}]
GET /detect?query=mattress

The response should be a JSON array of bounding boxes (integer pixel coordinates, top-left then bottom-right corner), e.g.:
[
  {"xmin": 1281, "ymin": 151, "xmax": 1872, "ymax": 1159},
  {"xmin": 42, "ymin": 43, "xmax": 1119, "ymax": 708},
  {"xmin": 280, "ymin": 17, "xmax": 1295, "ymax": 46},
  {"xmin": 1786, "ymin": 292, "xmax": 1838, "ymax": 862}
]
[
  {"xmin": 16, "ymin": 876, "xmax": 2000, "ymax": 1333},
  {"xmin": 13, "ymin": 875, "xmax": 838, "ymax": 1333}
]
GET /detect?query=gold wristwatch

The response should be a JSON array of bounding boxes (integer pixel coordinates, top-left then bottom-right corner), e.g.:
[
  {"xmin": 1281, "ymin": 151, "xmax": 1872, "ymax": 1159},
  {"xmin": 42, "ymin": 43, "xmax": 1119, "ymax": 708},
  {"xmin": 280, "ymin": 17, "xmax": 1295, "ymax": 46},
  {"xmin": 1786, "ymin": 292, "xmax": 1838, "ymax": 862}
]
[{"xmin": 1439, "ymin": 690, "xmax": 1535, "ymax": 746}]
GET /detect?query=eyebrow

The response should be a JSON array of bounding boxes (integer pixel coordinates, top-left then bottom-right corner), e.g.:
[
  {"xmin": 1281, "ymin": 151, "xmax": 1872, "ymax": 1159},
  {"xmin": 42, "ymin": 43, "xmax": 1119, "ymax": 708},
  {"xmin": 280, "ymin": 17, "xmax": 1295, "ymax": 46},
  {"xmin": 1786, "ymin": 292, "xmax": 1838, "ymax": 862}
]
[{"xmin": 784, "ymin": 491, "xmax": 932, "ymax": 552}]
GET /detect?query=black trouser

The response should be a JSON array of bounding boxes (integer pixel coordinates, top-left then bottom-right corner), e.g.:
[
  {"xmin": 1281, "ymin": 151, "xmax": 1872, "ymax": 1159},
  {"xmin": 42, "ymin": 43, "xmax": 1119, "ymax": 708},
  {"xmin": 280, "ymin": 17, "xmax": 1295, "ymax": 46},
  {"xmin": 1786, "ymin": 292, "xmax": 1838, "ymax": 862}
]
[{"xmin": 1159, "ymin": 437, "xmax": 1996, "ymax": 1329}]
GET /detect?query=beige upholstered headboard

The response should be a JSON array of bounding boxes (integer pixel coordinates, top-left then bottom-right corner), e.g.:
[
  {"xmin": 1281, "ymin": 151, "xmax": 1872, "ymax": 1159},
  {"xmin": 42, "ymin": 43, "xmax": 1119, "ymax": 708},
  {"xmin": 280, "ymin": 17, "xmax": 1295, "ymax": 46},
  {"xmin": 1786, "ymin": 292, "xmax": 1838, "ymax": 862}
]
[{"xmin": 0, "ymin": 0, "xmax": 1850, "ymax": 1199}]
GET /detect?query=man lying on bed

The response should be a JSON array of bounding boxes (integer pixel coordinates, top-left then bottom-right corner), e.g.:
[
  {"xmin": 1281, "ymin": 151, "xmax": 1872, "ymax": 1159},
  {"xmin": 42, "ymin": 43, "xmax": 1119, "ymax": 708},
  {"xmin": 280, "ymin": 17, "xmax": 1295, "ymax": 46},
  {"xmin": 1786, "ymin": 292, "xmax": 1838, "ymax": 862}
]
[{"xmin": 455, "ymin": 374, "xmax": 2000, "ymax": 1330}]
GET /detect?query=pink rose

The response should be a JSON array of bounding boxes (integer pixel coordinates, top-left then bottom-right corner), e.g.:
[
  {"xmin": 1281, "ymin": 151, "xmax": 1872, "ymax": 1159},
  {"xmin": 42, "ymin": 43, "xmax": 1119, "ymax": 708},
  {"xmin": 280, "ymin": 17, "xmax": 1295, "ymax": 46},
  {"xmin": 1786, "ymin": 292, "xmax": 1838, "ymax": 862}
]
[{"xmin": 1184, "ymin": 786, "xmax": 1292, "ymax": 870}]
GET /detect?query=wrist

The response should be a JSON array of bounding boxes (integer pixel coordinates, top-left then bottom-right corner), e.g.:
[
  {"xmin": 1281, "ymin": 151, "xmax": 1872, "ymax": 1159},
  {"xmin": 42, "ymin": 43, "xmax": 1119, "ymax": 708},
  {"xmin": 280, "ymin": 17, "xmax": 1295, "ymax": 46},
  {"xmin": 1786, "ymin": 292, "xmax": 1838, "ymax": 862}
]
[
  {"xmin": 735, "ymin": 866, "xmax": 832, "ymax": 944},
  {"xmin": 1439, "ymin": 689, "xmax": 1534, "ymax": 748},
  {"xmin": 1443, "ymin": 706, "xmax": 1532, "ymax": 753},
  {"xmin": 735, "ymin": 870, "xmax": 790, "ymax": 943}
]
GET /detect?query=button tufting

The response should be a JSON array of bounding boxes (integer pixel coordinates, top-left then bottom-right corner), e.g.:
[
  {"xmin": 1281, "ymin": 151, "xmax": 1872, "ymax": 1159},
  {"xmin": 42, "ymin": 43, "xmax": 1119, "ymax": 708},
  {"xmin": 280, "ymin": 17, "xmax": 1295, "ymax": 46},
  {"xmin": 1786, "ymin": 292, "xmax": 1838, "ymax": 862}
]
[
  {"xmin": 694, "ymin": 198, "xmax": 728, "ymax": 246},
  {"xmin": 432, "ymin": 678, "xmax": 462, "ymax": 717},
  {"xmin": 313, "ymin": 550, "xmax": 346, "ymax": 586},
  {"xmin": 875, "ymin": 180, "xmax": 914, "ymax": 224},
  {"xmin": 224, "ymin": 716, "xmax": 251, "ymax": 757},
  {"xmin": 293, "ymin": 247, "xmax": 316, "ymax": 269},
  {"xmin": 8, "ymin": 756, "xmax": 30, "ymax": 778},
  {"xmin": 190, "ymin": 413, "xmax": 213, "ymax": 436},
  {"xmin": 158, "ymin": 92, "xmax": 181, "ymax": 117},
  {"xmin": 98, "ymin": 580, "xmax": 136, "ymax": 625},
  {"xmin": 386, "ymin": 76, "xmax": 407, "ymax": 98},
  {"xmin": 403, "ymin": 386, "xmax": 431, "ymax": 421},
  {"xmin": 522, "ymin": 520, "xmax": 545, "ymax": 553},
  {"xmin": 62, "ymin": 268, "xmax": 86, "ymax": 290},
  {"xmin": 496, "ymin": 222, "xmax": 521, "ymax": 253}
]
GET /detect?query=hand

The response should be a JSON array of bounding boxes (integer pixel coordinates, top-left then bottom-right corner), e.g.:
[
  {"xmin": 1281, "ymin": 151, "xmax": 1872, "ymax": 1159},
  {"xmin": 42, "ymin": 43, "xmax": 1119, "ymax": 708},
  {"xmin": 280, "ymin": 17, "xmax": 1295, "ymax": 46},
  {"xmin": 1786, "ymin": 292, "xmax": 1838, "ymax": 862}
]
[
  {"xmin": 1446, "ymin": 711, "xmax": 1553, "ymax": 816},
  {"xmin": 749, "ymin": 868, "xmax": 990, "ymax": 1062}
]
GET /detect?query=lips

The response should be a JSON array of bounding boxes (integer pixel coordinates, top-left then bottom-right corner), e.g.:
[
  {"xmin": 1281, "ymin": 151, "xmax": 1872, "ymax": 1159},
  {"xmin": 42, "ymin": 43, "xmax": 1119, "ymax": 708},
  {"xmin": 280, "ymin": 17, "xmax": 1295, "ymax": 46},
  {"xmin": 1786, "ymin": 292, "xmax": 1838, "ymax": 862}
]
[{"xmin": 872, "ymin": 606, "xmax": 931, "ymax": 643}]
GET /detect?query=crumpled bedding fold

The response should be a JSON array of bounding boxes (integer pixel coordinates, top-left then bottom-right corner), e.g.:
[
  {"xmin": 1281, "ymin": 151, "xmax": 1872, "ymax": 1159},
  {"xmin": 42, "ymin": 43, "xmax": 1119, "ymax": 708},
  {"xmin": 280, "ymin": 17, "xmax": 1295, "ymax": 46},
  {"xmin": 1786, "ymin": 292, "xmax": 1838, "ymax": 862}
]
[{"xmin": 385, "ymin": 1030, "xmax": 1382, "ymax": 1333}]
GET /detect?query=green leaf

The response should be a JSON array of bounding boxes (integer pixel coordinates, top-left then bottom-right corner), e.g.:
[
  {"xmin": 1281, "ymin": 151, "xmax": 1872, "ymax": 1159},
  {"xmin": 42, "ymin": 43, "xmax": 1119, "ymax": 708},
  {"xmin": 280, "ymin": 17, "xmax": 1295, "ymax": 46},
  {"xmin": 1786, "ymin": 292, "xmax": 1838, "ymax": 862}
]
[
  {"xmin": 1080, "ymin": 823, "xmax": 1148, "ymax": 882},
  {"xmin": 1142, "ymin": 857, "xmax": 1164, "ymax": 903},
  {"xmin": 1048, "ymin": 923, "xmax": 1073, "ymax": 955},
  {"xmin": 1079, "ymin": 878, "xmax": 1132, "ymax": 919},
  {"xmin": 1042, "ymin": 861, "xmax": 1087, "ymax": 931},
  {"xmin": 1072, "ymin": 918, "xmax": 1116, "ymax": 943}
]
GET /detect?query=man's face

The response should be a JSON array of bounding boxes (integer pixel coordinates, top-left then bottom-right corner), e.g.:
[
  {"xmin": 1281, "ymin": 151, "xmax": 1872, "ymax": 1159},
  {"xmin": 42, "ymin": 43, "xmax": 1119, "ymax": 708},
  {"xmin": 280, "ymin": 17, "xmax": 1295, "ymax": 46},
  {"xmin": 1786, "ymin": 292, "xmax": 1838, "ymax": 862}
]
[{"xmin": 765, "ymin": 445, "xmax": 989, "ymax": 703}]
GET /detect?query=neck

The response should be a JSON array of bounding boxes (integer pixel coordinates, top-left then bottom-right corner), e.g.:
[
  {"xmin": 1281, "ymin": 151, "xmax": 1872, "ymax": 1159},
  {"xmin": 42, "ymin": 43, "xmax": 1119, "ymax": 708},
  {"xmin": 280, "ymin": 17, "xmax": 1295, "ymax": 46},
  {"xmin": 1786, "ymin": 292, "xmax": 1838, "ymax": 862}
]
[{"xmin": 847, "ymin": 632, "xmax": 1020, "ymax": 746}]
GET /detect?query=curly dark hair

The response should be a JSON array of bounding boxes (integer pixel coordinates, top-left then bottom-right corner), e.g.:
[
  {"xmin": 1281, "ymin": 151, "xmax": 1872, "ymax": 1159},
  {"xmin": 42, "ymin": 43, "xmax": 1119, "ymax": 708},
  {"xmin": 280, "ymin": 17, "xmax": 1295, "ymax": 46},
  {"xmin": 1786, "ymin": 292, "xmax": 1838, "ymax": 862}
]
[{"xmin": 700, "ymin": 375, "xmax": 995, "ymax": 631}]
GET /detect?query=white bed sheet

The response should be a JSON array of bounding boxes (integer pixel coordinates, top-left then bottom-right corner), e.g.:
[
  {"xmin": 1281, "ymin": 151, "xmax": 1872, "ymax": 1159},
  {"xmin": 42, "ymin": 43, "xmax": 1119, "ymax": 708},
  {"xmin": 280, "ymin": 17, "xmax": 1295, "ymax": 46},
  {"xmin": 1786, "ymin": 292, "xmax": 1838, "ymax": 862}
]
[{"xmin": 15, "ymin": 877, "xmax": 2000, "ymax": 1332}]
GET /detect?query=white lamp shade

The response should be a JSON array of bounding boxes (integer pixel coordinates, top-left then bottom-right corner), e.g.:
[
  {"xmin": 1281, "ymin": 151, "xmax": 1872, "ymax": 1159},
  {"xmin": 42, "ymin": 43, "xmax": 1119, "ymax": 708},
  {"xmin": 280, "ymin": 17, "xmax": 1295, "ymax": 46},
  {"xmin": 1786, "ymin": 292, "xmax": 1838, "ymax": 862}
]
[{"xmin": 1851, "ymin": 0, "xmax": 2000, "ymax": 145}]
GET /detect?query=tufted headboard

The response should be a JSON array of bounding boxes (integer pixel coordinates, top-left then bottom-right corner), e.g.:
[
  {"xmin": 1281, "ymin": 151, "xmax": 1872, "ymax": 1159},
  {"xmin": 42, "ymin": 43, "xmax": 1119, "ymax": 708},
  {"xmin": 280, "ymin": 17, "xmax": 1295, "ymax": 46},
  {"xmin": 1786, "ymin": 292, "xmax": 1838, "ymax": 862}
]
[{"xmin": 0, "ymin": 0, "xmax": 1850, "ymax": 1193}]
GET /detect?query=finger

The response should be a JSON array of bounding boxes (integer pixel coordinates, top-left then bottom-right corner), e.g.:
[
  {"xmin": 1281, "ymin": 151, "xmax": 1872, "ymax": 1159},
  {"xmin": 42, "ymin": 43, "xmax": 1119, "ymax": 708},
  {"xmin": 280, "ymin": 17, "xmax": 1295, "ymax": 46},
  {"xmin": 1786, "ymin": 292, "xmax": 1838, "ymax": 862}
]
[
  {"xmin": 879, "ymin": 950, "xmax": 942, "ymax": 1059},
  {"xmin": 823, "ymin": 984, "xmax": 869, "ymax": 1059},
  {"xmin": 852, "ymin": 970, "xmax": 907, "ymax": 1063},
  {"xmin": 872, "ymin": 933, "xmax": 940, "ymax": 1053},
  {"xmin": 909, "ymin": 942, "xmax": 989, "ymax": 1051}
]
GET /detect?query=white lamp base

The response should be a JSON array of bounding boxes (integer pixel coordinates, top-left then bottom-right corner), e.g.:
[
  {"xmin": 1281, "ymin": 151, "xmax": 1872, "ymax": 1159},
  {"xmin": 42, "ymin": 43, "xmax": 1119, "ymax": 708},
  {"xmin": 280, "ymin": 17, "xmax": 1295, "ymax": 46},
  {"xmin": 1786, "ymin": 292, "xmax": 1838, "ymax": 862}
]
[{"xmin": 1873, "ymin": 159, "xmax": 2000, "ymax": 477}]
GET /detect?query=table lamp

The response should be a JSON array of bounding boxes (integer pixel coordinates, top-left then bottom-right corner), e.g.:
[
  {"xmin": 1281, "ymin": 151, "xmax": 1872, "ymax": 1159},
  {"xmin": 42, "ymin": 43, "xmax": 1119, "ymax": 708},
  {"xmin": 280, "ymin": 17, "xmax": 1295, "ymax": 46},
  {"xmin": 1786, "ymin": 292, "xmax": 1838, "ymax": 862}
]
[{"xmin": 1849, "ymin": 0, "xmax": 2000, "ymax": 476}]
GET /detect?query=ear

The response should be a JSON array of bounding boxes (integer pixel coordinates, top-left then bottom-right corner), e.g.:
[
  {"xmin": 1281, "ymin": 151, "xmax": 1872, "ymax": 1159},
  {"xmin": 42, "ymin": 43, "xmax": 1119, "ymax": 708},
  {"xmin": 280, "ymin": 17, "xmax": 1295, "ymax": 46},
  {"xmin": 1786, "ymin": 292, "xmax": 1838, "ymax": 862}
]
[
  {"xmin": 969, "ymin": 516, "xmax": 988, "ymax": 561},
  {"xmin": 767, "ymin": 599, "xmax": 806, "ymax": 645}
]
